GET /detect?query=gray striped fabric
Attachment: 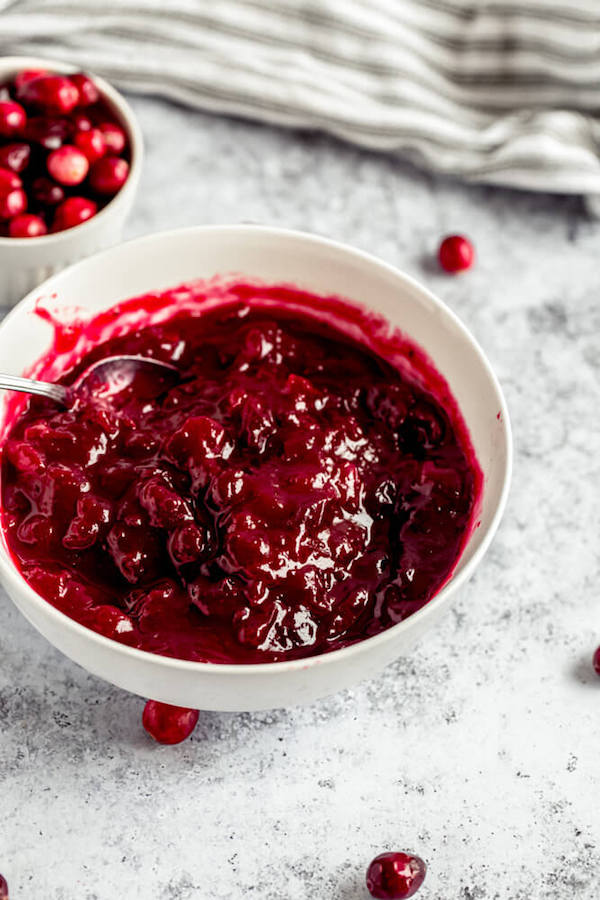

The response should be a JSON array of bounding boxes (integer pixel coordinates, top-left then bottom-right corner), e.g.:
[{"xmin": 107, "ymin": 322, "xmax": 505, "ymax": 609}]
[{"xmin": 1, "ymin": 0, "xmax": 600, "ymax": 195}]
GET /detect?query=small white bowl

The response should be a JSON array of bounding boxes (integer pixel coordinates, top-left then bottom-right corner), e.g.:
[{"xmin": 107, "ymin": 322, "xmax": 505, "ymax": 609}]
[
  {"xmin": 0, "ymin": 56, "xmax": 143, "ymax": 307},
  {"xmin": 0, "ymin": 226, "xmax": 512, "ymax": 711}
]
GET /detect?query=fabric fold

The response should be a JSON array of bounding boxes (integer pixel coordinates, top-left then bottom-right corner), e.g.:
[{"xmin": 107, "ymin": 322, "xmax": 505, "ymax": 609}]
[{"xmin": 1, "ymin": 0, "xmax": 599, "ymax": 195}]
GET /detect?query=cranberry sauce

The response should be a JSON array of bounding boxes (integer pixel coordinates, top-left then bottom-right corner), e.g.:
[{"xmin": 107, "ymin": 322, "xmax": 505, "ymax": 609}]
[{"xmin": 1, "ymin": 283, "xmax": 481, "ymax": 663}]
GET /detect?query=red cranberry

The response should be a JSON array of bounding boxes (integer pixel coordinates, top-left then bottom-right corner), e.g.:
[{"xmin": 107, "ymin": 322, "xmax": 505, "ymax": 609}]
[
  {"xmin": 0, "ymin": 872, "xmax": 7, "ymax": 899},
  {"xmin": 14, "ymin": 68, "xmax": 48, "ymax": 92},
  {"xmin": 71, "ymin": 73, "xmax": 100, "ymax": 107},
  {"xmin": 0, "ymin": 142, "xmax": 30, "ymax": 174},
  {"xmin": 168, "ymin": 522, "xmax": 208, "ymax": 565},
  {"xmin": 593, "ymin": 645, "xmax": 600, "ymax": 676},
  {"xmin": 16, "ymin": 513, "xmax": 55, "ymax": 548},
  {"xmin": 138, "ymin": 477, "xmax": 192, "ymax": 529},
  {"xmin": 63, "ymin": 495, "xmax": 111, "ymax": 549},
  {"xmin": 106, "ymin": 522, "xmax": 161, "ymax": 584},
  {"xmin": 47, "ymin": 145, "xmax": 89, "ymax": 186},
  {"xmin": 9, "ymin": 214, "xmax": 47, "ymax": 238},
  {"xmin": 52, "ymin": 196, "xmax": 97, "ymax": 231},
  {"xmin": 98, "ymin": 121, "xmax": 126, "ymax": 154},
  {"xmin": 89, "ymin": 155, "xmax": 129, "ymax": 195},
  {"xmin": 73, "ymin": 112, "xmax": 92, "ymax": 132},
  {"xmin": 142, "ymin": 700, "xmax": 199, "ymax": 745},
  {"xmin": 0, "ymin": 100, "xmax": 26, "ymax": 137},
  {"xmin": 0, "ymin": 168, "xmax": 22, "ymax": 195},
  {"xmin": 31, "ymin": 176, "xmax": 64, "ymax": 207},
  {"xmin": 0, "ymin": 189, "xmax": 26, "ymax": 220},
  {"xmin": 438, "ymin": 234, "xmax": 474, "ymax": 273},
  {"xmin": 18, "ymin": 74, "xmax": 80, "ymax": 114},
  {"xmin": 366, "ymin": 853, "xmax": 427, "ymax": 900},
  {"xmin": 5, "ymin": 440, "xmax": 44, "ymax": 473},
  {"xmin": 74, "ymin": 128, "xmax": 106, "ymax": 163},
  {"xmin": 25, "ymin": 115, "xmax": 72, "ymax": 150}
]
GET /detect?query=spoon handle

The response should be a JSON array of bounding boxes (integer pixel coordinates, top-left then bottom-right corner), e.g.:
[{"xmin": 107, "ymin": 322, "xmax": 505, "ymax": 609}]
[{"xmin": 0, "ymin": 373, "xmax": 69, "ymax": 406}]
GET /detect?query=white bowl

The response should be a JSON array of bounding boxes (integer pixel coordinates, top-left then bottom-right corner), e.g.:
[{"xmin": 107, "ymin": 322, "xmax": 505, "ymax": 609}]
[
  {"xmin": 0, "ymin": 226, "xmax": 512, "ymax": 711},
  {"xmin": 0, "ymin": 56, "xmax": 143, "ymax": 307}
]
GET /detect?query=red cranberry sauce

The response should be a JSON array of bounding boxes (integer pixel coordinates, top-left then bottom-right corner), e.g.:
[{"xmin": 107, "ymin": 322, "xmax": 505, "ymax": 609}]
[{"xmin": 1, "ymin": 281, "xmax": 481, "ymax": 663}]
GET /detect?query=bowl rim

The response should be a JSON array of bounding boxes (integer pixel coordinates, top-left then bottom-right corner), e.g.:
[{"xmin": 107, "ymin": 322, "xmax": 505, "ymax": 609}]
[
  {"xmin": 0, "ymin": 223, "xmax": 513, "ymax": 676},
  {"xmin": 0, "ymin": 55, "xmax": 143, "ymax": 248}
]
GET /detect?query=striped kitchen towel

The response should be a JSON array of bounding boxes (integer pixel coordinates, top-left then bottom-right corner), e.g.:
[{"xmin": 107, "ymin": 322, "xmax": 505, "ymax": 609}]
[{"xmin": 1, "ymin": 0, "xmax": 600, "ymax": 196}]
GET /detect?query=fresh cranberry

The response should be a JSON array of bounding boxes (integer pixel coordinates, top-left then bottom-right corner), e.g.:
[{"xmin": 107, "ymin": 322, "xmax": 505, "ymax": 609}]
[
  {"xmin": 47, "ymin": 145, "xmax": 89, "ymax": 185},
  {"xmin": 9, "ymin": 214, "xmax": 47, "ymax": 238},
  {"xmin": 0, "ymin": 142, "xmax": 30, "ymax": 173},
  {"xmin": 593, "ymin": 645, "xmax": 600, "ymax": 676},
  {"xmin": 0, "ymin": 188, "xmax": 26, "ymax": 220},
  {"xmin": 89, "ymin": 155, "xmax": 129, "ymax": 195},
  {"xmin": 438, "ymin": 234, "xmax": 474, "ymax": 273},
  {"xmin": 0, "ymin": 67, "xmax": 127, "ymax": 240},
  {"xmin": 14, "ymin": 68, "xmax": 48, "ymax": 92},
  {"xmin": 142, "ymin": 700, "xmax": 199, "ymax": 745},
  {"xmin": 366, "ymin": 852, "xmax": 427, "ymax": 899},
  {"xmin": 73, "ymin": 112, "xmax": 92, "ymax": 132},
  {"xmin": 74, "ymin": 127, "xmax": 106, "ymax": 163},
  {"xmin": 31, "ymin": 176, "xmax": 64, "ymax": 207},
  {"xmin": 25, "ymin": 115, "xmax": 72, "ymax": 150},
  {"xmin": 0, "ymin": 100, "xmax": 26, "ymax": 136},
  {"xmin": 0, "ymin": 168, "xmax": 22, "ymax": 195},
  {"xmin": 0, "ymin": 872, "xmax": 7, "ymax": 899},
  {"xmin": 98, "ymin": 121, "xmax": 126, "ymax": 154},
  {"xmin": 71, "ymin": 73, "xmax": 100, "ymax": 106},
  {"xmin": 18, "ymin": 74, "xmax": 80, "ymax": 114},
  {"xmin": 52, "ymin": 196, "xmax": 96, "ymax": 231}
]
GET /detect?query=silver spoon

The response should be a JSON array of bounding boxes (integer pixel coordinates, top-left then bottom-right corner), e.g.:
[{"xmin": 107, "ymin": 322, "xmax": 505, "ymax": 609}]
[{"xmin": 0, "ymin": 355, "xmax": 180, "ymax": 407}]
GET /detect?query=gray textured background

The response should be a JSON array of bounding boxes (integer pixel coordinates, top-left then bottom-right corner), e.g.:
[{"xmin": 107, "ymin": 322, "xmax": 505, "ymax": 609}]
[{"xmin": 1, "ymin": 95, "xmax": 599, "ymax": 899}]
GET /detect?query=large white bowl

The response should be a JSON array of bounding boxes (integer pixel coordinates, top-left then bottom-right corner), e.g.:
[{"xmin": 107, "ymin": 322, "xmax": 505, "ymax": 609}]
[
  {"xmin": 0, "ymin": 56, "xmax": 143, "ymax": 307},
  {"xmin": 0, "ymin": 226, "xmax": 512, "ymax": 710}
]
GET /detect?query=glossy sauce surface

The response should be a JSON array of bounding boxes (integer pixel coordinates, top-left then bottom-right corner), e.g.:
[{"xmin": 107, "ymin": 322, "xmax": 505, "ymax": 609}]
[{"xmin": 1, "ymin": 283, "xmax": 481, "ymax": 663}]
